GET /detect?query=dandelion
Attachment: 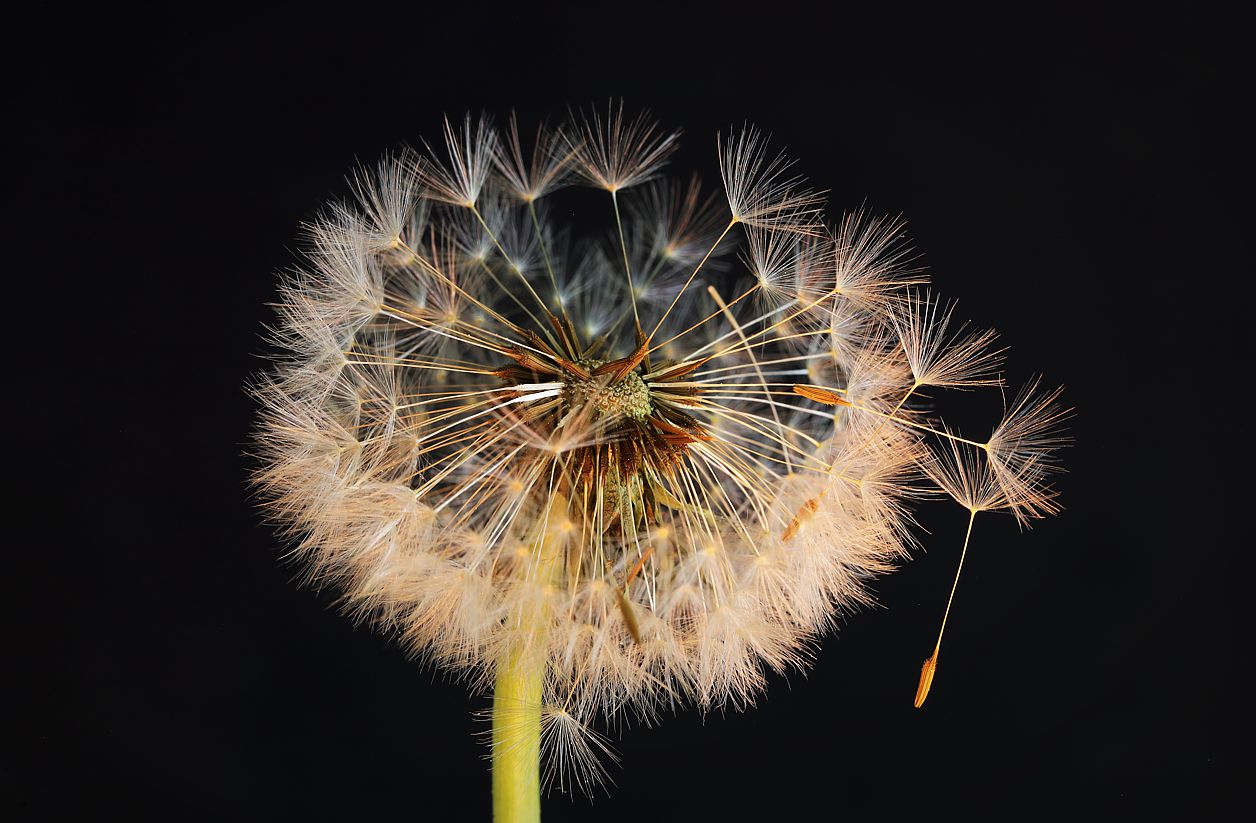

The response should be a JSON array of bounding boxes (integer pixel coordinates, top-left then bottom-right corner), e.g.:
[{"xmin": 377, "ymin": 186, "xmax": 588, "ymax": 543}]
[{"xmin": 252, "ymin": 105, "xmax": 1067, "ymax": 819}]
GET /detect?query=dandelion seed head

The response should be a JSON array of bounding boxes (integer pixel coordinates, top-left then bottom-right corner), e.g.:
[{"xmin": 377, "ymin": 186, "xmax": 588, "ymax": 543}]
[{"xmin": 252, "ymin": 105, "xmax": 1067, "ymax": 788}]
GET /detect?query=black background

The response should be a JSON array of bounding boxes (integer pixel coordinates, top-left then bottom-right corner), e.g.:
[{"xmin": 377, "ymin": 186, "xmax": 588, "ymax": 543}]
[{"xmin": 13, "ymin": 3, "xmax": 1246, "ymax": 819}]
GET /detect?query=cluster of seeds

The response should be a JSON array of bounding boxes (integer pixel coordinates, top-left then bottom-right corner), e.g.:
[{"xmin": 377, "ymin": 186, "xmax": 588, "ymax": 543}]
[{"xmin": 253, "ymin": 105, "xmax": 1066, "ymax": 789}]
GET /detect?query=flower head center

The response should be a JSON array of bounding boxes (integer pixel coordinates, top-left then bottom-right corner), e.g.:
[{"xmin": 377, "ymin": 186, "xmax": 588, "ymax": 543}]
[{"xmin": 562, "ymin": 359, "xmax": 652, "ymax": 421}]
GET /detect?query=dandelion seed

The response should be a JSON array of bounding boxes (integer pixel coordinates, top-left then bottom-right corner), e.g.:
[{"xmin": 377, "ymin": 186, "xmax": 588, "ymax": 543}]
[
  {"xmin": 567, "ymin": 101, "xmax": 679, "ymax": 193},
  {"xmin": 417, "ymin": 113, "xmax": 498, "ymax": 208},
  {"xmin": 921, "ymin": 432, "xmax": 1007, "ymax": 514},
  {"xmin": 718, "ymin": 125, "xmax": 827, "ymax": 233},
  {"xmin": 539, "ymin": 705, "xmax": 619, "ymax": 795},
  {"xmin": 891, "ymin": 289, "xmax": 1006, "ymax": 389},
  {"xmin": 914, "ymin": 651, "xmax": 938, "ymax": 708},
  {"xmin": 988, "ymin": 378, "xmax": 1071, "ymax": 526},
  {"xmin": 494, "ymin": 113, "xmax": 575, "ymax": 203},
  {"xmin": 331, "ymin": 150, "xmax": 424, "ymax": 253},
  {"xmin": 745, "ymin": 225, "xmax": 833, "ymax": 305},
  {"xmin": 252, "ymin": 108, "xmax": 1067, "ymax": 814},
  {"xmin": 911, "ymin": 392, "xmax": 1067, "ymax": 706},
  {"xmin": 831, "ymin": 210, "xmax": 924, "ymax": 307},
  {"xmin": 643, "ymin": 173, "xmax": 727, "ymax": 269},
  {"xmin": 792, "ymin": 383, "xmax": 852, "ymax": 406}
]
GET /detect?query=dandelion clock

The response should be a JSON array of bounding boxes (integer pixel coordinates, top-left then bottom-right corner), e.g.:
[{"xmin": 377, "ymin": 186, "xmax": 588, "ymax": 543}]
[{"xmin": 251, "ymin": 103, "xmax": 1067, "ymax": 821}]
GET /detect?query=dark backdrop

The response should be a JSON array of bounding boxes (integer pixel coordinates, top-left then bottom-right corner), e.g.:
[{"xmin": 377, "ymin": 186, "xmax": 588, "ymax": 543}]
[{"xmin": 13, "ymin": 4, "xmax": 1246, "ymax": 819}]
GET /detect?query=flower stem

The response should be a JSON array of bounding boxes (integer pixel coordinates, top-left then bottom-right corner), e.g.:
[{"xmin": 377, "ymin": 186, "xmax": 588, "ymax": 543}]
[
  {"xmin": 492, "ymin": 647, "xmax": 543, "ymax": 823},
  {"xmin": 491, "ymin": 495, "xmax": 566, "ymax": 822}
]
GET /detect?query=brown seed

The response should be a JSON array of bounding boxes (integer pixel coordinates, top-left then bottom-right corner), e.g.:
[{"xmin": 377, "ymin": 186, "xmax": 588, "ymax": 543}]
[
  {"xmin": 914, "ymin": 651, "xmax": 938, "ymax": 708},
  {"xmin": 792, "ymin": 384, "xmax": 851, "ymax": 406},
  {"xmin": 651, "ymin": 357, "xmax": 712, "ymax": 382},
  {"xmin": 615, "ymin": 587, "xmax": 643, "ymax": 644}
]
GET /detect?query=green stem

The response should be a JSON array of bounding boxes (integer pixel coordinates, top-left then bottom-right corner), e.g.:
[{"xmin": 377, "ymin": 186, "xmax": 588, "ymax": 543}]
[
  {"xmin": 491, "ymin": 495, "xmax": 566, "ymax": 822},
  {"xmin": 492, "ymin": 648, "xmax": 543, "ymax": 823}
]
